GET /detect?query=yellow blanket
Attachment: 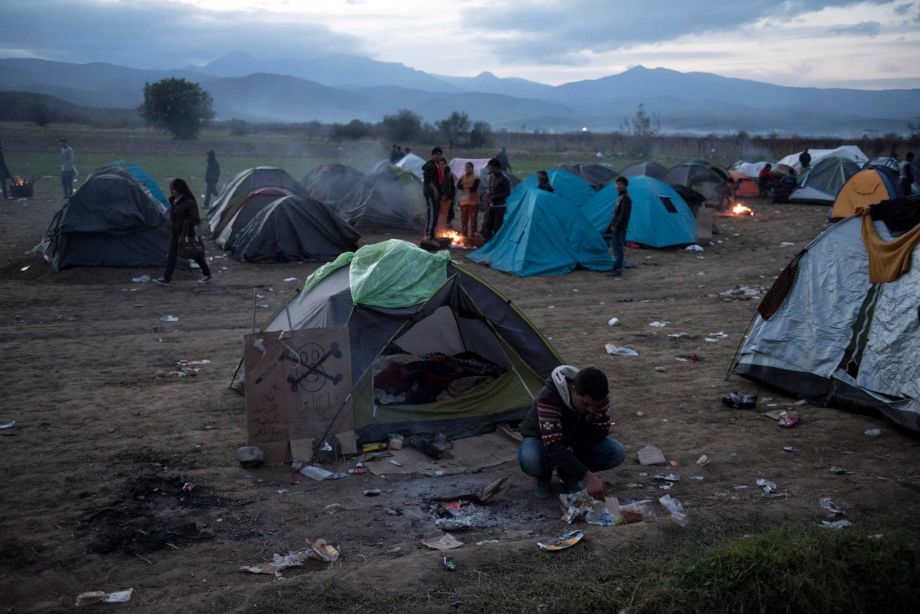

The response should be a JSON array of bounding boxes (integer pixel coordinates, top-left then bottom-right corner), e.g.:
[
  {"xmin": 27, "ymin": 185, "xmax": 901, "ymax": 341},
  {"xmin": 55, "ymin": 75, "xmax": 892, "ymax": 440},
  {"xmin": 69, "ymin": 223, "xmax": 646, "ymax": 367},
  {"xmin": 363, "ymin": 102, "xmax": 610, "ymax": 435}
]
[{"xmin": 859, "ymin": 208, "xmax": 920, "ymax": 283}]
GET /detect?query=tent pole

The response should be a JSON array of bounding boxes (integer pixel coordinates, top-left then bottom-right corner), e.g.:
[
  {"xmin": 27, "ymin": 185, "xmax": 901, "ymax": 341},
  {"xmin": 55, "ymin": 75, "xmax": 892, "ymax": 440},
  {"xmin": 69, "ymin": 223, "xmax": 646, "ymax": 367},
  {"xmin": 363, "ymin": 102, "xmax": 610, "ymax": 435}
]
[{"xmin": 251, "ymin": 288, "xmax": 257, "ymax": 333}]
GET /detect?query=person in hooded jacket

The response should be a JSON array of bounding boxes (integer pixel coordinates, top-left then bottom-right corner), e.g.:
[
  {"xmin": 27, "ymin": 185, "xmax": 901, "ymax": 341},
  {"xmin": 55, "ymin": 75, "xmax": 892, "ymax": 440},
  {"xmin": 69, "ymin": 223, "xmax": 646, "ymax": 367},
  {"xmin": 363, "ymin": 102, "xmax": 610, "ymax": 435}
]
[
  {"xmin": 518, "ymin": 366, "xmax": 625, "ymax": 500},
  {"xmin": 153, "ymin": 178, "xmax": 212, "ymax": 285},
  {"xmin": 203, "ymin": 150, "xmax": 221, "ymax": 210}
]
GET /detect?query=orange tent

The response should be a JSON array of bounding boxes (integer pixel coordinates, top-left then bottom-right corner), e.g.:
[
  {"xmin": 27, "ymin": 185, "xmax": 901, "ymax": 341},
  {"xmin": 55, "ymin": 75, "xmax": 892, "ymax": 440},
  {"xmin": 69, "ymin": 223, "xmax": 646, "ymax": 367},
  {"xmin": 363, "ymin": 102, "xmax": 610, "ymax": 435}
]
[
  {"xmin": 830, "ymin": 168, "xmax": 897, "ymax": 220},
  {"xmin": 730, "ymin": 170, "xmax": 760, "ymax": 198}
]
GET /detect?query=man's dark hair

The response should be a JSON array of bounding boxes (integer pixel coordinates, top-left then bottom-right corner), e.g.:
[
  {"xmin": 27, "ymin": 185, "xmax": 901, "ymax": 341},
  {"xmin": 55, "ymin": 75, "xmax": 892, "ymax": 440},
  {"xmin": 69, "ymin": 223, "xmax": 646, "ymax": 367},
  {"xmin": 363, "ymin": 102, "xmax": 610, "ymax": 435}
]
[
  {"xmin": 907, "ymin": 152, "xmax": 915, "ymax": 161},
  {"xmin": 615, "ymin": 176, "xmax": 628, "ymax": 187},
  {"xmin": 431, "ymin": 146, "xmax": 443, "ymax": 155},
  {"xmin": 487, "ymin": 157, "xmax": 501, "ymax": 169},
  {"xmin": 169, "ymin": 178, "xmax": 196, "ymax": 202},
  {"xmin": 574, "ymin": 367, "xmax": 608, "ymax": 400},
  {"xmin": 537, "ymin": 170, "xmax": 548, "ymax": 178}
]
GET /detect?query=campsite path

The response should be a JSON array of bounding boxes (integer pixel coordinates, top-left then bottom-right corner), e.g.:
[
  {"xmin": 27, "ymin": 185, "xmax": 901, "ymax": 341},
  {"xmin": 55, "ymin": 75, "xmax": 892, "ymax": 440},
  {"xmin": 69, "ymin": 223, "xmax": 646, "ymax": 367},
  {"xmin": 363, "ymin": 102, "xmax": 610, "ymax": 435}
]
[{"xmin": 1, "ymin": 188, "xmax": 918, "ymax": 612}]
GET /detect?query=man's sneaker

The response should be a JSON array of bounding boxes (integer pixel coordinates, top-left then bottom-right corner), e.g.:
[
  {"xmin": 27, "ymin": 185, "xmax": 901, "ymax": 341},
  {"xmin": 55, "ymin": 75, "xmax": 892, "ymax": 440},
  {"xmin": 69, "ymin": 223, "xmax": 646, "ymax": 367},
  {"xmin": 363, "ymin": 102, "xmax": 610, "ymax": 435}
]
[
  {"xmin": 152, "ymin": 277, "xmax": 170, "ymax": 286},
  {"xmin": 534, "ymin": 479, "xmax": 552, "ymax": 500},
  {"xmin": 199, "ymin": 275, "xmax": 212, "ymax": 284}
]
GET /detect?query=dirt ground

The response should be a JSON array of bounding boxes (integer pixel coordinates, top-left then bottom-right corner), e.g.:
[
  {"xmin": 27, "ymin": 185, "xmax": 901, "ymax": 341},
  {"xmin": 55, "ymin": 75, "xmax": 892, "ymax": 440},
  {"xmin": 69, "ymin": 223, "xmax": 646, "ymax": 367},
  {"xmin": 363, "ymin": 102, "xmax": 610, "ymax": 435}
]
[{"xmin": 2, "ymin": 173, "xmax": 919, "ymax": 613}]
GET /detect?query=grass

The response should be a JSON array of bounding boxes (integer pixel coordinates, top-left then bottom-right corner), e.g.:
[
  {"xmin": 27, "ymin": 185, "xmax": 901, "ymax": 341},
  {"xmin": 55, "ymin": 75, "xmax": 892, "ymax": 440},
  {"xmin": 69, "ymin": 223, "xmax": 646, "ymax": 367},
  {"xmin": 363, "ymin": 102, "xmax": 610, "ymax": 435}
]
[{"xmin": 220, "ymin": 525, "xmax": 920, "ymax": 614}]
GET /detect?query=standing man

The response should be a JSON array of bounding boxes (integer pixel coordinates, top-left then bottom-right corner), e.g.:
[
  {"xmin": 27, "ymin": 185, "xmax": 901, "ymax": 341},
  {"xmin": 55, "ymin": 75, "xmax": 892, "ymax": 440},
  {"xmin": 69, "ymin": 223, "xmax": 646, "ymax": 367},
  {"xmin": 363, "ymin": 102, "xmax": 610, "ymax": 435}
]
[
  {"xmin": 481, "ymin": 158, "xmax": 510, "ymax": 240},
  {"xmin": 798, "ymin": 148, "xmax": 812, "ymax": 172},
  {"xmin": 0, "ymin": 140, "xmax": 12, "ymax": 199},
  {"xmin": 204, "ymin": 150, "xmax": 221, "ymax": 210},
  {"xmin": 899, "ymin": 152, "xmax": 915, "ymax": 197},
  {"xmin": 456, "ymin": 162, "xmax": 480, "ymax": 237},
  {"xmin": 60, "ymin": 138, "xmax": 76, "ymax": 198},
  {"xmin": 437, "ymin": 158, "xmax": 455, "ymax": 229},
  {"xmin": 607, "ymin": 176, "xmax": 631, "ymax": 277},
  {"xmin": 421, "ymin": 147, "xmax": 444, "ymax": 240},
  {"xmin": 518, "ymin": 365, "xmax": 625, "ymax": 500}
]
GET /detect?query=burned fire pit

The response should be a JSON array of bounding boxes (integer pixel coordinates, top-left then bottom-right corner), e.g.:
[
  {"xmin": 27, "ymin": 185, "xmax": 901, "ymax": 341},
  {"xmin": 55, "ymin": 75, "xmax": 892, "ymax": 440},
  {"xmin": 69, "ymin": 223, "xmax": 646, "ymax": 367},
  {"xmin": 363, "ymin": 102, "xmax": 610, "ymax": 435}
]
[
  {"xmin": 10, "ymin": 176, "xmax": 38, "ymax": 198},
  {"xmin": 418, "ymin": 231, "xmax": 484, "ymax": 252}
]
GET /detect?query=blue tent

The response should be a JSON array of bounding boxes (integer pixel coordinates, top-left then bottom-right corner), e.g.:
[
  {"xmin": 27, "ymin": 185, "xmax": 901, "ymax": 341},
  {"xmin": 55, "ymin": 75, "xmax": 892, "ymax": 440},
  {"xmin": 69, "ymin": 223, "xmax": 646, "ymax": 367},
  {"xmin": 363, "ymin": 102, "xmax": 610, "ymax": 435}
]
[
  {"xmin": 584, "ymin": 177, "xmax": 696, "ymax": 248},
  {"xmin": 104, "ymin": 160, "xmax": 168, "ymax": 207},
  {"xmin": 467, "ymin": 188, "xmax": 613, "ymax": 276},
  {"xmin": 507, "ymin": 169, "xmax": 595, "ymax": 213}
]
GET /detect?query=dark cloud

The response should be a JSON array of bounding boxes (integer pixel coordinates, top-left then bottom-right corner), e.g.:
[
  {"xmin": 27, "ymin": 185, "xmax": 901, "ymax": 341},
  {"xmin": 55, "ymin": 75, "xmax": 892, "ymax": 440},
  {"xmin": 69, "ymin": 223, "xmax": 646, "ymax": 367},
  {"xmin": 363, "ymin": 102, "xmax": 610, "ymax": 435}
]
[
  {"xmin": 829, "ymin": 20, "xmax": 882, "ymax": 35},
  {"xmin": 0, "ymin": 0, "xmax": 362, "ymax": 68},
  {"xmin": 467, "ymin": 0, "xmax": 896, "ymax": 63},
  {"xmin": 893, "ymin": 2, "xmax": 913, "ymax": 14}
]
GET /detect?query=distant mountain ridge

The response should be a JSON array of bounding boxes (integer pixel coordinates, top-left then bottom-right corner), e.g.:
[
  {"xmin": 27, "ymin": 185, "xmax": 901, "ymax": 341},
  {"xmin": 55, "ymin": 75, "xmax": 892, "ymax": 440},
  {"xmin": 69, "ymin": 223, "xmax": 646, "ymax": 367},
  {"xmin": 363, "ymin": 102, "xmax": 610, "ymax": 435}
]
[{"xmin": 1, "ymin": 55, "xmax": 917, "ymax": 136}]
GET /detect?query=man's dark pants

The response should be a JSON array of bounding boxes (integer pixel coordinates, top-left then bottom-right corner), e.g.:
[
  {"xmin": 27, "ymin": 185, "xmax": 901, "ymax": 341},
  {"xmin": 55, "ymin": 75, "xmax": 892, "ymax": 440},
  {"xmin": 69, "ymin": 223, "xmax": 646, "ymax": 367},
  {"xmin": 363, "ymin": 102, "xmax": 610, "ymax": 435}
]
[
  {"xmin": 518, "ymin": 437, "xmax": 625, "ymax": 483},
  {"xmin": 609, "ymin": 229, "xmax": 626, "ymax": 272}
]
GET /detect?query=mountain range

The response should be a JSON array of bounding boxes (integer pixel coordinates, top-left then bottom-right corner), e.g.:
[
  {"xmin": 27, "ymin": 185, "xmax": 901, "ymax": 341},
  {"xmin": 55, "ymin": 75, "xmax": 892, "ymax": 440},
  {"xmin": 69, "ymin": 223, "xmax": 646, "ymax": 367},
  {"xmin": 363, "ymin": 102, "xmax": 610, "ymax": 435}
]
[{"xmin": 2, "ymin": 53, "xmax": 918, "ymax": 136}]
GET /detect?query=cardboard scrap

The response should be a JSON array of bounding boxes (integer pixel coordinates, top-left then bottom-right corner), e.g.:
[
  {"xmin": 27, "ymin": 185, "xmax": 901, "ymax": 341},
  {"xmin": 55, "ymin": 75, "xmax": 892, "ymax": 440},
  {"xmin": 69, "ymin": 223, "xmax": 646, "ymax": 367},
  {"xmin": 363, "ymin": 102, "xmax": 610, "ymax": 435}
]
[
  {"xmin": 422, "ymin": 533, "xmax": 464, "ymax": 551},
  {"xmin": 637, "ymin": 444, "xmax": 667, "ymax": 466},
  {"xmin": 366, "ymin": 431, "xmax": 515, "ymax": 477}
]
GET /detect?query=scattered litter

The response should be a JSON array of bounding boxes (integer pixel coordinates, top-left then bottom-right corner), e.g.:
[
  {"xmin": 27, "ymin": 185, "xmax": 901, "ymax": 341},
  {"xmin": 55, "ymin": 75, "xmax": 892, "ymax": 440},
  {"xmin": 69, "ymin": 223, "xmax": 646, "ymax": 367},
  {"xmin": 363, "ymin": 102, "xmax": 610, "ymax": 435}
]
[
  {"xmin": 696, "ymin": 455, "xmax": 709, "ymax": 467},
  {"xmin": 864, "ymin": 428, "xmax": 881, "ymax": 437},
  {"xmin": 654, "ymin": 366, "xmax": 667, "ymax": 373},
  {"xmin": 720, "ymin": 286, "xmax": 761, "ymax": 302},
  {"xmin": 76, "ymin": 588, "xmax": 134, "ymax": 607},
  {"xmin": 19, "ymin": 265, "xmax": 30, "ymax": 272},
  {"xmin": 422, "ymin": 533, "xmax": 464, "ymax": 551},
  {"xmin": 783, "ymin": 446, "xmax": 796, "ymax": 453},
  {"xmin": 637, "ymin": 444, "xmax": 667, "ymax": 466},
  {"xmin": 276, "ymin": 489, "xmax": 288, "ymax": 495},
  {"xmin": 819, "ymin": 497, "xmax": 845, "ymax": 517},
  {"xmin": 820, "ymin": 519, "xmax": 853, "ymax": 530},
  {"xmin": 649, "ymin": 321, "xmax": 669, "ymax": 328},
  {"xmin": 675, "ymin": 353, "xmax": 702, "ymax": 362},
  {"xmin": 792, "ymin": 399, "xmax": 807, "ymax": 406},
  {"xmin": 131, "ymin": 274, "xmax": 151, "ymax": 283},
  {"xmin": 283, "ymin": 277, "xmax": 298, "ymax": 282},
  {"xmin": 300, "ymin": 465, "xmax": 335, "ymax": 481},
  {"xmin": 658, "ymin": 495, "xmax": 689, "ymax": 526},
  {"xmin": 618, "ymin": 500, "xmax": 656, "ymax": 523},
  {"xmin": 830, "ymin": 466, "xmax": 855, "ymax": 475},
  {"xmin": 363, "ymin": 489, "xmax": 382, "ymax": 497},
  {"xmin": 237, "ymin": 446, "xmax": 265, "ymax": 469},
  {"xmin": 756, "ymin": 478, "xmax": 777, "ymax": 496},
  {"xmin": 779, "ymin": 241, "xmax": 795, "ymax": 247},
  {"xmin": 684, "ymin": 244, "xmax": 704, "ymax": 252},
  {"xmin": 559, "ymin": 491, "xmax": 617, "ymax": 526},
  {"xmin": 607, "ymin": 317, "xmax": 620, "ymax": 326},
  {"xmin": 442, "ymin": 556, "xmax": 457, "ymax": 571},
  {"xmin": 667, "ymin": 332, "xmax": 688, "ymax": 338},
  {"xmin": 160, "ymin": 315, "xmax": 179, "ymax": 322},
  {"xmin": 476, "ymin": 539, "xmax": 500, "ymax": 546},
  {"xmin": 0, "ymin": 420, "xmax": 15, "ymax": 430},
  {"xmin": 778, "ymin": 410, "xmax": 800, "ymax": 428},
  {"xmin": 388, "ymin": 458, "xmax": 403, "ymax": 467},
  {"xmin": 323, "ymin": 503, "xmax": 344, "ymax": 515},
  {"xmin": 655, "ymin": 473, "xmax": 681, "ymax": 482},
  {"xmin": 182, "ymin": 482, "xmax": 194, "ymax": 492},
  {"xmin": 605, "ymin": 344, "xmax": 638, "ymax": 356},
  {"xmin": 762, "ymin": 410, "xmax": 784, "ymax": 421},
  {"xmin": 240, "ymin": 539, "xmax": 339, "ymax": 574},
  {"xmin": 537, "ymin": 530, "xmax": 584, "ymax": 552},
  {"xmin": 721, "ymin": 391, "xmax": 758, "ymax": 409}
]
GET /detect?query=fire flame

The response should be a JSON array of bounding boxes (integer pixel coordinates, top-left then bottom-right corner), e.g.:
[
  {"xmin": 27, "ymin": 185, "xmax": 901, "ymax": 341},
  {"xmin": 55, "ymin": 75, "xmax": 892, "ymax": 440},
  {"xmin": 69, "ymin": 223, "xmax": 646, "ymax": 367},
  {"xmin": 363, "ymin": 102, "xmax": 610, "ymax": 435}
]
[
  {"xmin": 731, "ymin": 203, "xmax": 754, "ymax": 216},
  {"xmin": 13, "ymin": 177, "xmax": 27, "ymax": 187},
  {"xmin": 437, "ymin": 229, "xmax": 466, "ymax": 247}
]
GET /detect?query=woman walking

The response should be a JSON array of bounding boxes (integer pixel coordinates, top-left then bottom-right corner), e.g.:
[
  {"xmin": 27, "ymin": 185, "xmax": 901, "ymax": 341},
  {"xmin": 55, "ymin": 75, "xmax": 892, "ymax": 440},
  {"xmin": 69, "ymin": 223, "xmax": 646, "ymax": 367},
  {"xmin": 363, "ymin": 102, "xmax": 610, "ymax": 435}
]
[{"xmin": 153, "ymin": 178, "xmax": 212, "ymax": 285}]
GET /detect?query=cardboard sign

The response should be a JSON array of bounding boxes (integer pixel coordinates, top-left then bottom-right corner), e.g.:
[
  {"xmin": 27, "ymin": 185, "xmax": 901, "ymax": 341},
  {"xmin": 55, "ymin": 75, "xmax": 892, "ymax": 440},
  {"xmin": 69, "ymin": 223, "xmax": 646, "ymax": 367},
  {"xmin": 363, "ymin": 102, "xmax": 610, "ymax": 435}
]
[{"xmin": 244, "ymin": 327, "xmax": 352, "ymax": 464}]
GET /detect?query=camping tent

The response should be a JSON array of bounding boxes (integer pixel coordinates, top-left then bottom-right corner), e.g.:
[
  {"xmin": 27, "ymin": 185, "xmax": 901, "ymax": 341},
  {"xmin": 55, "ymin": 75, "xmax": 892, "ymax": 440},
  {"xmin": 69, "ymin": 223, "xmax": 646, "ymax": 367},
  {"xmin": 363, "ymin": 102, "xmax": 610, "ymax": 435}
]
[
  {"xmin": 734, "ymin": 196, "xmax": 920, "ymax": 431},
  {"xmin": 207, "ymin": 167, "xmax": 304, "ymax": 237},
  {"xmin": 662, "ymin": 162, "xmax": 725, "ymax": 188},
  {"xmin": 829, "ymin": 167, "xmax": 898, "ymax": 220},
  {"xmin": 731, "ymin": 161, "xmax": 771, "ymax": 178},
  {"xmin": 92, "ymin": 161, "xmax": 168, "ymax": 207},
  {"xmin": 230, "ymin": 195, "xmax": 360, "ymax": 263},
  {"xmin": 301, "ymin": 164, "xmax": 364, "ymax": 210},
  {"xmin": 466, "ymin": 188, "xmax": 613, "ymax": 276},
  {"xmin": 789, "ymin": 156, "xmax": 861, "ymax": 204},
  {"xmin": 507, "ymin": 169, "xmax": 594, "ymax": 214},
  {"xmin": 39, "ymin": 174, "xmax": 171, "ymax": 271},
  {"xmin": 583, "ymin": 176, "xmax": 696, "ymax": 248},
  {"xmin": 620, "ymin": 161, "xmax": 667, "ymax": 179},
  {"xmin": 777, "ymin": 146, "xmax": 868, "ymax": 173},
  {"xmin": 253, "ymin": 239, "xmax": 561, "ymax": 442},
  {"xmin": 338, "ymin": 166, "xmax": 427, "ymax": 232},
  {"xmin": 730, "ymin": 170, "xmax": 760, "ymax": 198},
  {"xmin": 216, "ymin": 187, "xmax": 293, "ymax": 250},
  {"xmin": 395, "ymin": 153, "xmax": 426, "ymax": 180},
  {"xmin": 562, "ymin": 163, "xmax": 618, "ymax": 191}
]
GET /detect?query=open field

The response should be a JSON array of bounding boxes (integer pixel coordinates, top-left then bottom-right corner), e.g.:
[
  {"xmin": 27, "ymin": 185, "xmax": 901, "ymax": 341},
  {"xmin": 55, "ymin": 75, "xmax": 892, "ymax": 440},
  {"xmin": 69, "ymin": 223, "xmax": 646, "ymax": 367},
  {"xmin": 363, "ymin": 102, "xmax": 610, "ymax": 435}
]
[{"xmin": 1, "ymin": 124, "xmax": 919, "ymax": 613}]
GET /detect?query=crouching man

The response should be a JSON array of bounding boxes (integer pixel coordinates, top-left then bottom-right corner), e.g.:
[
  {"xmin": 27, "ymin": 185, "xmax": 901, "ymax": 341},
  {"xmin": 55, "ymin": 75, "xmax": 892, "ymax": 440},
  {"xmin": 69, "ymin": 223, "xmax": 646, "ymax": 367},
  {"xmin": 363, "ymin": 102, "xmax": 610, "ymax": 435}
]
[{"xmin": 518, "ymin": 366, "xmax": 625, "ymax": 500}]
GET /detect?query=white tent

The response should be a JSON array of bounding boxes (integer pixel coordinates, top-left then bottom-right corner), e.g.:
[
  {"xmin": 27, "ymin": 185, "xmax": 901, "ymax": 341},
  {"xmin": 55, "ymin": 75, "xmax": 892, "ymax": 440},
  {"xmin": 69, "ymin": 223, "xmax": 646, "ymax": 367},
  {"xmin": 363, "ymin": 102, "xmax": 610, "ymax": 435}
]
[
  {"xmin": 395, "ymin": 153, "xmax": 426, "ymax": 180},
  {"xmin": 777, "ymin": 146, "xmax": 868, "ymax": 173},
  {"xmin": 731, "ymin": 161, "xmax": 771, "ymax": 178},
  {"xmin": 449, "ymin": 158, "xmax": 490, "ymax": 179}
]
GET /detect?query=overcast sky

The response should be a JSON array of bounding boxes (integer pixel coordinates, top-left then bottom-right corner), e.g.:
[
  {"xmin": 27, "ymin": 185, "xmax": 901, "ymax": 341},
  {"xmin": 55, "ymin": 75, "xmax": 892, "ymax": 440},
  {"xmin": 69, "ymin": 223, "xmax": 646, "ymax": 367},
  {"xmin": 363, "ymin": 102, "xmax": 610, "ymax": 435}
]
[{"xmin": 2, "ymin": 0, "xmax": 919, "ymax": 88}]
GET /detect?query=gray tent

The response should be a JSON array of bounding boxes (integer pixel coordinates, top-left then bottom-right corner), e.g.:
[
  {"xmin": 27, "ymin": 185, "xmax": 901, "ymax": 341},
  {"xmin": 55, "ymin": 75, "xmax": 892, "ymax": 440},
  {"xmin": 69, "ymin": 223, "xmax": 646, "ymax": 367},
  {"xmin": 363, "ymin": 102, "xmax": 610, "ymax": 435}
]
[
  {"xmin": 789, "ymin": 157, "xmax": 861, "ymax": 204},
  {"xmin": 216, "ymin": 187, "xmax": 293, "ymax": 250},
  {"xmin": 39, "ymin": 174, "xmax": 171, "ymax": 271},
  {"xmin": 562, "ymin": 163, "xmax": 618, "ymax": 191},
  {"xmin": 301, "ymin": 164, "xmax": 364, "ymax": 210},
  {"xmin": 207, "ymin": 167, "xmax": 305, "ymax": 237},
  {"xmin": 339, "ymin": 166, "xmax": 427, "ymax": 232},
  {"xmin": 734, "ymin": 197, "xmax": 920, "ymax": 431},
  {"xmin": 232, "ymin": 195, "xmax": 361, "ymax": 263},
  {"xmin": 620, "ymin": 161, "xmax": 667, "ymax": 180}
]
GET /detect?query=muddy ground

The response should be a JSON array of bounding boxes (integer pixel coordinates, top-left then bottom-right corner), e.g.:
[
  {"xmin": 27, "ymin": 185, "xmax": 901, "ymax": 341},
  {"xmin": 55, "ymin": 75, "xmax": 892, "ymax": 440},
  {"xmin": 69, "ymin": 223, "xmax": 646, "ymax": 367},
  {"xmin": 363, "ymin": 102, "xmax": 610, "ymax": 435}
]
[{"xmin": 1, "ymin": 176, "xmax": 919, "ymax": 613}]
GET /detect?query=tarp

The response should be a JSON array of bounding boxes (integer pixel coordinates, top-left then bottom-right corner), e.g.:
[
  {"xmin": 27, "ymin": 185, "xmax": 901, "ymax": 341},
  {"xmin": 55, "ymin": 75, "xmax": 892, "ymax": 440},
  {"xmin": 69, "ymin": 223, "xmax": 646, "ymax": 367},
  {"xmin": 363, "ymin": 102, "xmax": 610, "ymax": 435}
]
[
  {"xmin": 467, "ymin": 188, "xmax": 613, "ymax": 276},
  {"xmin": 231, "ymin": 195, "xmax": 360, "ymax": 264},
  {"xmin": 395, "ymin": 153, "xmax": 426, "ymax": 180},
  {"xmin": 349, "ymin": 239, "xmax": 451, "ymax": 307},
  {"xmin": 301, "ymin": 164, "xmax": 364, "ymax": 211},
  {"xmin": 207, "ymin": 167, "xmax": 305, "ymax": 237},
  {"xmin": 829, "ymin": 167, "xmax": 897, "ymax": 220},
  {"xmin": 338, "ymin": 166, "xmax": 427, "ymax": 232},
  {"xmin": 790, "ymin": 156, "xmax": 861, "ymax": 204},
  {"xmin": 449, "ymin": 158, "xmax": 490, "ymax": 179},
  {"xmin": 731, "ymin": 161, "xmax": 772, "ymax": 178},
  {"xmin": 583, "ymin": 176, "xmax": 696, "ymax": 248},
  {"xmin": 39, "ymin": 174, "xmax": 171, "ymax": 271},
  {"xmin": 620, "ymin": 161, "xmax": 667, "ymax": 179},
  {"xmin": 507, "ymin": 169, "xmax": 594, "ymax": 214},
  {"xmin": 777, "ymin": 146, "xmax": 868, "ymax": 173},
  {"xmin": 735, "ymin": 197, "xmax": 920, "ymax": 431}
]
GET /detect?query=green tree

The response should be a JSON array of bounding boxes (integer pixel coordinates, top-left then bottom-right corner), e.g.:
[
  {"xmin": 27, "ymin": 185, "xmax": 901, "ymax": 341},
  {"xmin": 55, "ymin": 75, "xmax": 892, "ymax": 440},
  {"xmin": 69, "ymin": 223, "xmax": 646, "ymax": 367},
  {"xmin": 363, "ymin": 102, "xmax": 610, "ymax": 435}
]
[
  {"xmin": 137, "ymin": 78, "xmax": 215, "ymax": 139},
  {"xmin": 469, "ymin": 121, "xmax": 493, "ymax": 148},
  {"xmin": 331, "ymin": 119, "xmax": 376, "ymax": 140},
  {"xmin": 435, "ymin": 111, "xmax": 471, "ymax": 147},
  {"xmin": 29, "ymin": 103, "xmax": 54, "ymax": 127},
  {"xmin": 381, "ymin": 109, "xmax": 423, "ymax": 143}
]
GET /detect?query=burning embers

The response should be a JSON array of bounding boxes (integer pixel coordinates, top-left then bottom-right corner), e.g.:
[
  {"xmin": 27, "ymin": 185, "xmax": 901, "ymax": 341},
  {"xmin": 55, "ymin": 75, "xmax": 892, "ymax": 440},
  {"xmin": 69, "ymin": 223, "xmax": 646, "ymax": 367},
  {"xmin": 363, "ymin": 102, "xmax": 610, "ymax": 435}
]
[
  {"xmin": 437, "ymin": 229, "xmax": 467, "ymax": 247},
  {"xmin": 731, "ymin": 202, "xmax": 754, "ymax": 216},
  {"xmin": 9, "ymin": 176, "xmax": 36, "ymax": 198}
]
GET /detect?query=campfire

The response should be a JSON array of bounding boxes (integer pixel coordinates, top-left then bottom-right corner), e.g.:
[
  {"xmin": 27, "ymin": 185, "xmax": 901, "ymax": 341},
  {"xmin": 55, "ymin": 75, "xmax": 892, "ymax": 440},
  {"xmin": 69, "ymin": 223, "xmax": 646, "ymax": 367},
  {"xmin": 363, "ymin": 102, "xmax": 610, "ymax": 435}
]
[
  {"xmin": 437, "ymin": 229, "xmax": 467, "ymax": 247},
  {"xmin": 10, "ymin": 176, "xmax": 38, "ymax": 198},
  {"xmin": 731, "ymin": 202, "xmax": 754, "ymax": 216}
]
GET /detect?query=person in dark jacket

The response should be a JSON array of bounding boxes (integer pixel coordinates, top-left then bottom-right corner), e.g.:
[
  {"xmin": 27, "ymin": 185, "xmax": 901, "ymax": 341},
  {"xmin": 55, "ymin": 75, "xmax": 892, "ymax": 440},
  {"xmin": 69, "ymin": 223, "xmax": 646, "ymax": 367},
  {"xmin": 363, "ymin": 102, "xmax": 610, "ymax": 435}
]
[
  {"xmin": 153, "ymin": 178, "xmax": 212, "ymax": 285},
  {"xmin": 536, "ymin": 170, "xmax": 554, "ymax": 192},
  {"xmin": 758, "ymin": 163, "xmax": 774, "ymax": 196},
  {"xmin": 798, "ymin": 148, "xmax": 812, "ymax": 172},
  {"xmin": 495, "ymin": 147, "xmax": 511, "ymax": 171},
  {"xmin": 438, "ymin": 157, "xmax": 456, "ymax": 226},
  {"xmin": 203, "ymin": 151, "xmax": 221, "ymax": 210},
  {"xmin": 519, "ymin": 365, "xmax": 625, "ymax": 500},
  {"xmin": 481, "ymin": 158, "xmax": 511, "ymax": 240},
  {"xmin": 421, "ymin": 147, "xmax": 444, "ymax": 239},
  {"xmin": 0, "ymin": 140, "xmax": 11, "ymax": 199},
  {"xmin": 389, "ymin": 144, "xmax": 402, "ymax": 164},
  {"xmin": 899, "ymin": 152, "xmax": 915, "ymax": 197},
  {"xmin": 608, "ymin": 176, "xmax": 631, "ymax": 277}
]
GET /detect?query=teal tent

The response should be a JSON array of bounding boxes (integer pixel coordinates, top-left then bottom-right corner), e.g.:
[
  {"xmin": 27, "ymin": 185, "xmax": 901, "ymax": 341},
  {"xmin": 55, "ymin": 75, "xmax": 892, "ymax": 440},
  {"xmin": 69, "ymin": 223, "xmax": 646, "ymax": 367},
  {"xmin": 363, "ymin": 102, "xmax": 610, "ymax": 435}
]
[
  {"xmin": 508, "ymin": 169, "xmax": 595, "ymax": 213},
  {"xmin": 100, "ymin": 160, "xmax": 168, "ymax": 207},
  {"xmin": 467, "ymin": 188, "xmax": 613, "ymax": 276},
  {"xmin": 584, "ymin": 177, "xmax": 696, "ymax": 248}
]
